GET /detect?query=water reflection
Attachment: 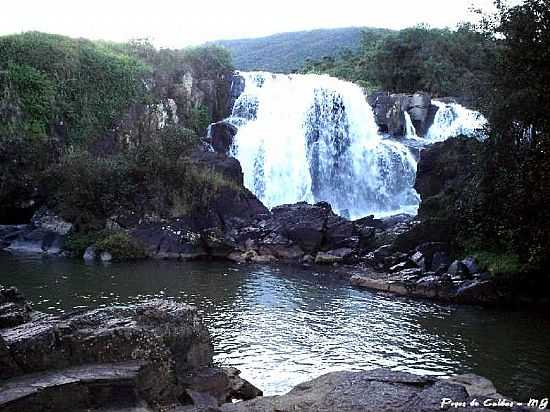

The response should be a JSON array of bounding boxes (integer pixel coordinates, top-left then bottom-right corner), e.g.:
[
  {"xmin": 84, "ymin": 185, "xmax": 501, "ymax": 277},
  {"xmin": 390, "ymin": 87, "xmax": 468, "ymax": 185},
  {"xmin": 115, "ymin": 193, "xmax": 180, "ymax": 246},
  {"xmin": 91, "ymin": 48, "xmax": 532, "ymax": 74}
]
[{"xmin": 1, "ymin": 251, "xmax": 549, "ymax": 400}]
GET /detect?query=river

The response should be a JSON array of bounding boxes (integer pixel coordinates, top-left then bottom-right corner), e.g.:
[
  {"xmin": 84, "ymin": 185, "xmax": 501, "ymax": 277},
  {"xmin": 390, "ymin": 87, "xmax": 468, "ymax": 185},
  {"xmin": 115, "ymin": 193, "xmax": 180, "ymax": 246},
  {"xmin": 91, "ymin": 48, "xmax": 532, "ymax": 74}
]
[{"xmin": 1, "ymin": 251, "xmax": 549, "ymax": 401}]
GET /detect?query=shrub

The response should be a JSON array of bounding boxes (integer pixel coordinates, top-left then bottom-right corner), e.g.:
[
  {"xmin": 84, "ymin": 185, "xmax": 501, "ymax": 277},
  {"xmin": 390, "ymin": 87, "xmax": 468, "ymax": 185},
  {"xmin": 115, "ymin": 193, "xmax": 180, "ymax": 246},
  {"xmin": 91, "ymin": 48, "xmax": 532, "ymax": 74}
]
[
  {"xmin": 95, "ymin": 231, "xmax": 147, "ymax": 260},
  {"xmin": 471, "ymin": 251, "xmax": 523, "ymax": 276}
]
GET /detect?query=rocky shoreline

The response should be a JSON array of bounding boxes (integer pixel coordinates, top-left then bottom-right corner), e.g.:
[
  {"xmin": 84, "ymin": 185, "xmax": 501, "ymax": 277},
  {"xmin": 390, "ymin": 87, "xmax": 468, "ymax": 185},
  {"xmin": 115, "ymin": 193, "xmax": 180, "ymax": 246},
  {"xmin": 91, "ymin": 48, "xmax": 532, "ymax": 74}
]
[{"xmin": 0, "ymin": 287, "xmax": 531, "ymax": 411}]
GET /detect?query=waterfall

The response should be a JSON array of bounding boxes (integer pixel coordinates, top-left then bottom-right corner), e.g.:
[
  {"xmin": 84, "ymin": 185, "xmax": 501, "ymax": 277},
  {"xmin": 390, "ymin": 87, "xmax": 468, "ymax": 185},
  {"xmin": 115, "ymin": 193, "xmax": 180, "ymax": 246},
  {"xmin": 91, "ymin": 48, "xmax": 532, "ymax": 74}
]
[
  {"xmin": 225, "ymin": 72, "xmax": 418, "ymax": 219},
  {"xmin": 404, "ymin": 111, "xmax": 418, "ymax": 139},
  {"xmin": 426, "ymin": 101, "xmax": 487, "ymax": 142},
  {"xmin": 224, "ymin": 72, "xmax": 485, "ymax": 219}
]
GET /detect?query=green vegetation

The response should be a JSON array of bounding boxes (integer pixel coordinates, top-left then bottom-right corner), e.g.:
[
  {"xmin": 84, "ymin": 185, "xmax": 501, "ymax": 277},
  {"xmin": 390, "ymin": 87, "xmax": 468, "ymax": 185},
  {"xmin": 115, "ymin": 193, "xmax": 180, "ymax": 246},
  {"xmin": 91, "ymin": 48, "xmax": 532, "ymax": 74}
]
[
  {"xmin": 303, "ymin": 25, "xmax": 496, "ymax": 102},
  {"xmin": 0, "ymin": 32, "xmax": 150, "ymax": 142},
  {"xmin": 0, "ymin": 32, "xmax": 237, "ymax": 243},
  {"xmin": 65, "ymin": 230, "xmax": 147, "ymax": 260},
  {"xmin": 95, "ymin": 231, "xmax": 147, "ymax": 260},
  {"xmin": 46, "ymin": 125, "xmax": 237, "ymax": 231},
  {"xmin": 456, "ymin": 0, "xmax": 550, "ymax": 272},
  {"xmin": 409, "ymin": 1, "xmax": 550, "ymax": 277},
  {"xmin": 214, "ymin": 27, "xmax": 372, "ymax": 73},
  {"xmin": 470, "ymin": 251, "xmax": 523, "ymax": 277}
]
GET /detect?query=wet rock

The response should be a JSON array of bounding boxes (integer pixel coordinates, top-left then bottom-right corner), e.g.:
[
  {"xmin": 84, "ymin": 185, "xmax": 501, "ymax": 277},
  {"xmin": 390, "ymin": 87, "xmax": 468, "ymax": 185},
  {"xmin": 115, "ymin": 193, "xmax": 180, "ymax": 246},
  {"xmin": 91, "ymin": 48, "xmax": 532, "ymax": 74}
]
[
  {"xmin": 454, "ymin": 280, "xmax": 501, "ymax": 305},
  {"xmin": 315, "ymin": 248, "xmax": 352, "ymax": 265},
  {"xmin": 448, "ymin": 260, "xmax": 470, "ymax": 278},
  {"xmin": 30, "ymin": 207, "xmax": 73, "ymax": 235},
  {"xmin": 83, "ymin": 245, "xmax": 98, "ymax": 261}
]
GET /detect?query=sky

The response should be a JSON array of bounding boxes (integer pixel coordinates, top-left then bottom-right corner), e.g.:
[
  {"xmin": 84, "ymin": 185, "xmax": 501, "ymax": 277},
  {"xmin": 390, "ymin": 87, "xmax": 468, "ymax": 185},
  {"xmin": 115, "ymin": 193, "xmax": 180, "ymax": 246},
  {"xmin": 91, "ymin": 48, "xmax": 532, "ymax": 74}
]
[{"xmin": 1, "ymin": 0, "xmax": 496, "ymax": 48}]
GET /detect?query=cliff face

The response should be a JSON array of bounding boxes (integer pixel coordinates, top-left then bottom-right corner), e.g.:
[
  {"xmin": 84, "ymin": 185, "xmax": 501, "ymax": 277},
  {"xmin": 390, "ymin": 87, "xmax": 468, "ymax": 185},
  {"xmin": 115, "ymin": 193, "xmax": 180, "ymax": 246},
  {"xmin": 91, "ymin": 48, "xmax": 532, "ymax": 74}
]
[{"xmin": 367, "ymin": 91, "xmax": 438, "ymax": 137}]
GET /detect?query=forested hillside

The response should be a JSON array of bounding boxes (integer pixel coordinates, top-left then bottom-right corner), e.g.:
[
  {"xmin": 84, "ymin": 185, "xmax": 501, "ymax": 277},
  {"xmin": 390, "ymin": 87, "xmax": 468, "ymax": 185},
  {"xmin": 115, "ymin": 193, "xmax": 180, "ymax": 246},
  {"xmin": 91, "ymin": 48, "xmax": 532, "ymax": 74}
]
[
  {"xmin": 303, "ymin": 25, "xmax": 497, "ymax": 105},
  {"xmin": 212, "ymin": 27, "xmax": 390, "ymax": 73}
]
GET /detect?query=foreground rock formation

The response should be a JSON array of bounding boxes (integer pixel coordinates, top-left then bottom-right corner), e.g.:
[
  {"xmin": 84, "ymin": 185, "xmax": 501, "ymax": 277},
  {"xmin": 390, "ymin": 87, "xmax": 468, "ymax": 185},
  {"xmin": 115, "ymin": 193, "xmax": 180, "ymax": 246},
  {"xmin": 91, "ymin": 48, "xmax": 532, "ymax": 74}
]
[
  {"xmin": 220, "ymin": 369, "xmax": 528, "ymax": 412},
  {"xmin": 0, "ymin": 287, "xmax": 261, "ymax": 411}
]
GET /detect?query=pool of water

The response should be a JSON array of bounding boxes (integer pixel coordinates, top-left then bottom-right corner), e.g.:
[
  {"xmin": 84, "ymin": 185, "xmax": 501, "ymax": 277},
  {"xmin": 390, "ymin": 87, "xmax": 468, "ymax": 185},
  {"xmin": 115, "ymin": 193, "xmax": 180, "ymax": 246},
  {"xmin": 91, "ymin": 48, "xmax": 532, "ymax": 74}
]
[{"xmin": 1, "ymin": 251, "xmax": 549, "ymax": 400}]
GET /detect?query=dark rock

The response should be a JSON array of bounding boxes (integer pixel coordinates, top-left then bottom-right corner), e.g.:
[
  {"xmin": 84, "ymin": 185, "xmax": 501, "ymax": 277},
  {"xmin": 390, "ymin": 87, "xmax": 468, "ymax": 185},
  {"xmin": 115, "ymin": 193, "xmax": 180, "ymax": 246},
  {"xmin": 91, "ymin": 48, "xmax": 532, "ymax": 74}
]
[
  {"xmin": 315, "ymin": 248, "xmax": 353, "ymax": 265},
  {"xmin": 191, "ymin": 150, "xmax": 244, "ymax": 185},
  {"xmin": 270, "ymin": 202, "xmax": 332, "ymax": 253},
  {"xmin": 221, "ymin": 368, "xmax": 512, "ymax": 412},
  {"xmin": 373, "ymin": 244, "xmax": 393, "ymax": 262},
  {"xmin": 454, "ymin": 280, "xmax": 502, "ymax": 305},
  {"xmin": 432, "ymin": 251, "xmax": 451, "ymax": 272},
  {"xmin": 408, "ymin": 92, "xmax": 435, "ymax": 136},
  {"xmin": 209, "ymin": 121, "xmax": 237, "ymax": 155},
  {"xmin": 448, "ymin": 260, "xmax": 470, "ymax": 278},
  {"xmin": 367, "ymin": 91, "xmax": 436, "ymax": 137},
  {"xmin": 30, "ymin": 207, "xmax": 73, "ymax": 235},
  {"xmin": 0, "ymin": 287, "xmax": 32, "ymax": 329},
  {"xmin": 0, "ymin": 295, "xmax": 262, "ymax": 410},
  {"xmin": 324, "ymin": 216, "xmax": 355, "ymax": 250},
  {"xmin": 462, "ymin": 256, "xmax": 480, "ymax": 275},
  {"xmin": 389, "ymin": 260, "xmax": 417, "ymax": 273}
]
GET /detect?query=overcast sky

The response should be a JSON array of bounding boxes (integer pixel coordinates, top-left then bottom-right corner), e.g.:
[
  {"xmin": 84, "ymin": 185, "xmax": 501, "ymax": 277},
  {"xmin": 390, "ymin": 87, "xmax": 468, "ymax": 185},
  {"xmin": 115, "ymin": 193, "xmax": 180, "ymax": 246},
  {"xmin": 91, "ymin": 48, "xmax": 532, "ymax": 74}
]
[{"xmin": 1, "ymin": 0, "xmax": 496, "ymax": 48}]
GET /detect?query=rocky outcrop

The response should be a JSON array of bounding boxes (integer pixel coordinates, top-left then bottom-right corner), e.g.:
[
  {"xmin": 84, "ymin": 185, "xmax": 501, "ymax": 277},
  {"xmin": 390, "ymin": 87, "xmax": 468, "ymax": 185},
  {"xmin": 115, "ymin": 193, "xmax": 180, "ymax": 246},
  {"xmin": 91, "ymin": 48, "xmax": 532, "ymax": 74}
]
[
  {"xmin": 220, "ymin": 368, "xmax": 526, "ymax": 412},
  {"xmin": 0, "ymin": 287, "xmax": 261, "ymax": 411},
  {"xmin": 208, "ymin": 120, "xmax": 238, "ymax": 155},
  {"xmin": 226, "ymin": 202, "xmax": 402, "ymax": 265},
  {"xmin": 367, "ymin": 91, "xmax": 438, "ymax": 137},
  {"xmin": 0, "ymin": 207, "xmax": 72, "ymax": 255}
]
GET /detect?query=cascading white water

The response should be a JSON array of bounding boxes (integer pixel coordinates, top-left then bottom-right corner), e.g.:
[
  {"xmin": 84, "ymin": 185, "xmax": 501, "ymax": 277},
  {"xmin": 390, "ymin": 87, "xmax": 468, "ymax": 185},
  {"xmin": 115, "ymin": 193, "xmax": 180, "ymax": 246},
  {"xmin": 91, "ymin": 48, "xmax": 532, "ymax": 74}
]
[
  {"xmin": 404, "ymin": 111, "xmax": 418, "ymax": 139},
  {"xmin": 426, "ymin": 100, "xmax": 487, "ymax": 142},
  {"xmin": 226, "ymin": 72, "xmax": 419, "ymax": 219},
  {"xmin": 224, "ymin": 72, "xmax": 486, "ymax": 219}
]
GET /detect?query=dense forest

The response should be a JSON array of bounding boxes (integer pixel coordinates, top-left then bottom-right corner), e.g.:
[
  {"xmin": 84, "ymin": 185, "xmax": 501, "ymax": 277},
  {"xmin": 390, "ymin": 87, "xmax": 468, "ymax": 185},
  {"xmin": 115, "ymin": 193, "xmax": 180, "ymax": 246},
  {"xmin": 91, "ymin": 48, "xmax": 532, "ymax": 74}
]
[
  {"xmin": 212, "ymin": 27, "xmax": 382, "ymax": 73},
  {"xmin": 304, "ymin": 0, "xmax": 550, "ymax": 276}
]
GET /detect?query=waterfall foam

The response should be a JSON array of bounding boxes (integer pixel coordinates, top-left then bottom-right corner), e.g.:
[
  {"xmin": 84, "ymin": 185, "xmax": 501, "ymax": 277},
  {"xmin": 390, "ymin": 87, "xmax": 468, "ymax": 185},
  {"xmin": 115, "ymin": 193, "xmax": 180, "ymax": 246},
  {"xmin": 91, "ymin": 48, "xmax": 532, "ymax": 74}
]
[
  {"xmin": 224, "ymin": 72, "xmax": 485, "ymax": 219},
  {"xmin": 426, "ymin": 100, "xmax": 487, "ymax": 142}
]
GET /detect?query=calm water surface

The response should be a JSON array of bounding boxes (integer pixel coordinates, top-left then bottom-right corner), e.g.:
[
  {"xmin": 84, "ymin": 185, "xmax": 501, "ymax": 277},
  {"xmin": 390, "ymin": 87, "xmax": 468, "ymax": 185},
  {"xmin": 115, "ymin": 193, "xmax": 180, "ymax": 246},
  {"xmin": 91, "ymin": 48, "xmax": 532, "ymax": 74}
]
[{"xmin": 1, "ymin": 251, "xmax": 549, "ymax": 400}]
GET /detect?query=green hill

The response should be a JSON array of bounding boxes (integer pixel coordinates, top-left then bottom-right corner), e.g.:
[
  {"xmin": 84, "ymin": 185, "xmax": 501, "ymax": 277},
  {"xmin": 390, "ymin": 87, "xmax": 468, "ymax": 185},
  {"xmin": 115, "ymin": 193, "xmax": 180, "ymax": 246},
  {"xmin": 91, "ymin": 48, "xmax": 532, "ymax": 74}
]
[{"xmin": 212, "ymin": 27, "xmax": 388, "ymax": 73}]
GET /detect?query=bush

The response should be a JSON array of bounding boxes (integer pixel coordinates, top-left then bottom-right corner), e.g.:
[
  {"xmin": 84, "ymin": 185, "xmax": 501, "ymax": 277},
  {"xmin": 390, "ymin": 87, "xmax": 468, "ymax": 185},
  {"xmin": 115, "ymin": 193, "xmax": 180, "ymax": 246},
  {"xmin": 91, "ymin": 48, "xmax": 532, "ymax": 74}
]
[
  {"xmin": 65, "ymin": 230, "xmax": 146, "ymax": 260},
  {"xmin": 95, "ymin": 231, "xmax": 147, "ymax": 260},
  {"xmin": 0, "ymin": 32, "xmax": 150, "ymax": 144},
  {"xmin": 471, "ymin": 251, "xmax": 523, "ymax": 276}
]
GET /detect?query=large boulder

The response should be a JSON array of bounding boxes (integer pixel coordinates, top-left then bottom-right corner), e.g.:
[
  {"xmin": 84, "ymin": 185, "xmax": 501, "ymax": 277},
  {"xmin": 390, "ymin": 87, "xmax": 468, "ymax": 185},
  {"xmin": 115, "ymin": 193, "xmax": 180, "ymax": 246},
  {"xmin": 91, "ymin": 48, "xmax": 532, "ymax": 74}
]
[
  {"xmin": 269, "ymin": 202, "xmax": 333, "ymax": 253},
  {"xmin": 0, "ymin": 290, "xmax": 261, "ymax": 411},
  {"xmin": 209, "ymin": 121, "xmax": 238, "ymax": 155},
  {"xmin": 221, "ymin": 368, "xmax": 524, "ymax": 412}
]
